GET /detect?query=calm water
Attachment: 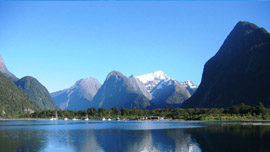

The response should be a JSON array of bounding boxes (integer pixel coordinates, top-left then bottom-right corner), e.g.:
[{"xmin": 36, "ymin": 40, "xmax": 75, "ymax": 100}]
[{"xmin": 0, "ymin": 120, "xmax": 270, "ymax": 152}]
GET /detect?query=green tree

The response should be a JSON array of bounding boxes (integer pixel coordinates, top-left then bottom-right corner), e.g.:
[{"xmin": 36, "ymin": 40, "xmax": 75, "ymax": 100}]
[{"xmin": 111, "ymin": 107, "xmax": 120, "ymax": 116}]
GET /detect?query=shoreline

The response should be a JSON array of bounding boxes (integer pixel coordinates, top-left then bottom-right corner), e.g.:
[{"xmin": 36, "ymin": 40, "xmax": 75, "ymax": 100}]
[
  {"xmin": 0, "ymin": 118, "xmax": 50, "ymax": 120},
  {"xmin": 1, "ymin": 118, "xmax": 270, "ymax": 121}
]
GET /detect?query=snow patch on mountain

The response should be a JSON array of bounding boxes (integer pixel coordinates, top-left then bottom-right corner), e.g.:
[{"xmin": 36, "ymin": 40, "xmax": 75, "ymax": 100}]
[
  {"xmin": 134, "ymin": 71, "xmax": 170, "ymax": 93},
  {"xmin": 156, "ymin": 78, "xmax": 172, "ymax": 90},
  {"xmin": 135, "ymin": 71, "xmax": 198, "ymax": 96},
  {"xmin": 180, "ymin": 80, "xmax": 198, "ymax": 89},
  {"xmin": 151, "ymin": 78, "xmax": 175, "ymax": 95},
  {"xmin": 180, "ymin": 80, "xmax": 198, "ymax": 95}
]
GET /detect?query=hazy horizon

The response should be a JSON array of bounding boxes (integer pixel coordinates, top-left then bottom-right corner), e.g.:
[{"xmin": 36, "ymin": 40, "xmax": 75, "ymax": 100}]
[{"xmin": 1, "ymin": 1, "xmax": 270, "ymax": 92}]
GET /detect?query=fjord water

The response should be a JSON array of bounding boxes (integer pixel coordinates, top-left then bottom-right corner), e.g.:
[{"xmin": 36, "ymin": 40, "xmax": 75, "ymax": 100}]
[{"xmin": 0, "ymin": 121, "xmax": 270, "ymax": 152}]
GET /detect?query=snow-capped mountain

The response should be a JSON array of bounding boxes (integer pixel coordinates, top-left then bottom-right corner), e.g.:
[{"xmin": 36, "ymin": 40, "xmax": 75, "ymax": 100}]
[
  {"xmin": 134, "ymin": 71, "xmax": 170, "ymax": 93},
  {"xmin": 134, "ymin": 71, "xmax": 198, "ymax": 96},
  {"xmin": 133, "ymin": 71, "xmax": 197, "ymax": 108},
  {"xmin": 180, "ymin": 80, "xmax": 198, "ymax": 95},
  {"xmin": 51, "ymin": 70, "xmax": 198, "ymax": 110}
]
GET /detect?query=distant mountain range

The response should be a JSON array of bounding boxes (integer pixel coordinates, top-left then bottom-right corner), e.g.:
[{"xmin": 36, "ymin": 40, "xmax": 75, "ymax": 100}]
[
  {"xmin": 52, "ymin": 70, "xmax": 197, "ymax": 110},
  {"xmin": 0, "ymin": 55, "xmax": 58, "ymax": 116},
  {"xmin": 182, "ymin": 21, "xmax": 270, "ymax": 108},
  {"xmin": 2, "ymin": 20, "xmax": 268, "ymax": 113}
]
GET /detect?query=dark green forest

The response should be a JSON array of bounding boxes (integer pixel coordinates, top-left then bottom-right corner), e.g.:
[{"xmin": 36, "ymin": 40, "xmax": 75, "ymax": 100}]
[
  {"xmin": 22, "ymin": 102, "xmax": 270, "ymax": 120},
  {"xmin": 0, "ymin": 73, "xmax": 40, "ymax": 117},
  {"xmin": 15, "ymin": 76, "xmax": 59, "ymax": 110}
]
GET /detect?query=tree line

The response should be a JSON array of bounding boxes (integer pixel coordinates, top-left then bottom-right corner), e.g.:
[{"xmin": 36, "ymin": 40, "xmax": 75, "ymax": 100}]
[{"xmin": 22, "ymin": 102, "xmax": 270, "ymax": 120}]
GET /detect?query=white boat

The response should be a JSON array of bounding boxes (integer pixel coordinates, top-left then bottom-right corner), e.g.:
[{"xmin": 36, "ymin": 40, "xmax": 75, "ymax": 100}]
[
  {"xmin": 72, "ymin": 118, "xmax": 77, "ymax": 120},
  {"xmin": 102, "ymin": 117, "xmax": 106, "ymax": 121},
  {"xmin": 64, "ymin": 118, "xmax": 69, "ymax": 120},
  {"xmin": 50, "ymin": 111, "xmax": 58, "ymax": 120},
  {"xmin": 117, "ymin": 115, "xmax": 121, "ymax": 121},
  {"xmin": 85, "ymin": 114, "xmax": 89, "ymax": 121},
  {"xmin": 108, "ymin": 118, "xmax": 111, "ymax": 121}
]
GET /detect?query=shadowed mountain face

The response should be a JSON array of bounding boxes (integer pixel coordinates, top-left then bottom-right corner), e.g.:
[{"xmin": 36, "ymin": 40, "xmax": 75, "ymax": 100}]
[
  {"xmin": 92, "ymin": 71, "xmax": 151, "ymax": 109},
  {"xmin": 182, "ymin": 21, "xmax": 270, "ymax": 108},
  {"xmin": 0, "ymin": 55, "xmax": 18, "ymax": 82},
  {"xmin": 16, "ymin": 76, "xmax": 58, "ymax": 110},
  {"xmin": 51, "ymin": 78, "xmax": 101, "ymax": 110}
]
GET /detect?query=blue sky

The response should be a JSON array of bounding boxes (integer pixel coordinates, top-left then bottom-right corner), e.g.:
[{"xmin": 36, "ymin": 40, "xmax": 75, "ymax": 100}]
[{"xmin": 0, "ymin": 1, "xmax": 270, "ymax": 93}]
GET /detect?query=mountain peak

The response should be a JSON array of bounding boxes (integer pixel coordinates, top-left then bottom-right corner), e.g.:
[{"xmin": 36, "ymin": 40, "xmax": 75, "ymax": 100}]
[
  {"xmin": 135, "ymin": 70, "xmax": 170, "ymax": 93},
  {"xmin": 180, "ymin": 80, "xmax": 198, "ymax": 95},
  {"xmin": 182, "ymin": 21, "xmax": 270, "ymax": 108},
  {"xmin": 106, "ymin": 71, "xmax": 124, "ymax": 81},
  {"xmin": 15, "ymin": 75, "xmax": 58, "ymax": 110},
  {"xmin": 51, "ymin": 77, "xmax": 101, "ymax": 110},
  {"xmin": 135, "ymin": 70, "xmax": 169, "ymax": 83},
  {"xmin": 153, "ymin": 70, "xmax": 165, "ymax": 75},
  {"xmin": 92, "ymin": 71, "xmax": 151, "ymax": 109},
  {"xmin": 180, "ymin": 80, "xmax": 198, "ymax": 89},
  {"xmin": 233, "ymin": 21, "xmax": 268, "ymax": 36},
  {"xmin": 236, "ymin": 21, "xmax": 259, "ymax": 29},
  {"xmin": 0, "ymin": 55, "xmax": 18, "ymax": 81},
  {"xmin": 0, "ymin": 55, "xmax": 8, "ymax": 73},
  {"xmin": 150, "ymin": 78, "xmax": 192, "ymax": 108},
  {"xmin": 212, "ymin": 21, "xmax": 270, "ymax": 61},
  {"xmin": 74, "ymin": 77, "xmax": 99, "ymax": 87}
]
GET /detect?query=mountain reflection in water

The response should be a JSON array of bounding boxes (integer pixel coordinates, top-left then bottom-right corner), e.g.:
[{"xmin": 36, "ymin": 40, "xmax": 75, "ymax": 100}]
[{"xmin": 0, "ymin": 121, "xmax": 270, "ymax": 152}]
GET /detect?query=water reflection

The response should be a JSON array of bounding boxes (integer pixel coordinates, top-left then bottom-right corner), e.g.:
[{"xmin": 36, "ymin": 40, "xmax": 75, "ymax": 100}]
[
  {"xmin": 186, "ymin": 123, "xmax": 270, "ymax": 152},
  {"xmin": 151, "ymin": 129, "xmax": 201, "ymax": 152},
  {"xmin": 0, "ymin": 129, "xmax": 46, "ymax": 152},
  {"xmin": 0, "ymin": 121, "xmax": 270, "ymax": 152},
  {"xmin": 49, "ymin": 129, "xmax": 200, "ymax": 152}
]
